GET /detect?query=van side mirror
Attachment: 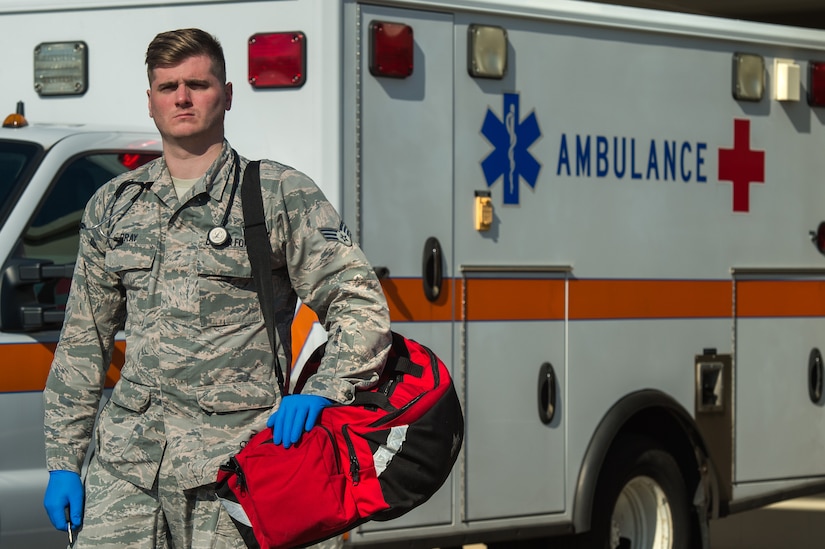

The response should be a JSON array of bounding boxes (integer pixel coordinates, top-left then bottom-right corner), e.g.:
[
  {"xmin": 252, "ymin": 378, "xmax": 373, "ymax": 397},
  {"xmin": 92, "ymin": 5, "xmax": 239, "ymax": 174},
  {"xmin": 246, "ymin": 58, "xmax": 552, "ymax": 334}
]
[{"xmin": 0, "ymin": 259, "xmax": 74, "ymax": 331}]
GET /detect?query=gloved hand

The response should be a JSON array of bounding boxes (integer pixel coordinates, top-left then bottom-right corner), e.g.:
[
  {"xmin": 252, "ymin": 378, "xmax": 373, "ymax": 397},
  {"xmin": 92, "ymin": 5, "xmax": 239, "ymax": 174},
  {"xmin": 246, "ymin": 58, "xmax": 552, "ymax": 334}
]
[
  {"xmin": 43, "ymin": 470, "xmax": 84, "ymax": 531},
  {"xmin": 267, "ymin": 394, "xmax": 332, "ymax": 449}
]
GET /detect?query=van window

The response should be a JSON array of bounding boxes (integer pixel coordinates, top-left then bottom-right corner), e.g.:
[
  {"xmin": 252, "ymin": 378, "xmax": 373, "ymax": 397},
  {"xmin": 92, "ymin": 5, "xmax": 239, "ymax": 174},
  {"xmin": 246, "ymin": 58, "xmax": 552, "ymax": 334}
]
[
  {"xmin": 0, "ymin": 140, "xmax": 41, "ymax": 223},
  {"xmin": 21, "ymin": 153, "xmax": 158, "ymax": 265},
  {"xmin": 6, "ymin": 152, "xmax": 158, "ymax": 327}
]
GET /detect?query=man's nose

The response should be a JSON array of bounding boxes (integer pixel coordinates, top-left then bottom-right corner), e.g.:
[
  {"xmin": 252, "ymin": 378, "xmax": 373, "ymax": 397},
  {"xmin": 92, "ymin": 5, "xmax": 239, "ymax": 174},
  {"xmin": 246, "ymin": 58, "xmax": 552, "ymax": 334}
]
[{"xmin": 175, "ymin": 84, "xmax": 192, "ymax": 105}]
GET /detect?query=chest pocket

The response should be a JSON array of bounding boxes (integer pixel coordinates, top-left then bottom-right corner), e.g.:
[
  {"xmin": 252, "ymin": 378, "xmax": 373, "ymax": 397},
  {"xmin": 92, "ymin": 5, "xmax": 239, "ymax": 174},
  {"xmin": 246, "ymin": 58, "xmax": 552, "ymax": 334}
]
[
  {"xmin": 105, "ymin": 238, "xmax": 157, "ymax": 322},
  {"xmin": 197, "ymin": 246, "xmax": 262, "ymax": 327}
]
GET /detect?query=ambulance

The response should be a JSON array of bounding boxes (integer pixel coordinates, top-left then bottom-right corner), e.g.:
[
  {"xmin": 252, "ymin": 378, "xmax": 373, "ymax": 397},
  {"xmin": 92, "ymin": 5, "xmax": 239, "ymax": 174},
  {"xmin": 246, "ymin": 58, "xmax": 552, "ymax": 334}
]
[{"xmin": 4, "ymin": 0, "xmax": 825, "ymax": 547}]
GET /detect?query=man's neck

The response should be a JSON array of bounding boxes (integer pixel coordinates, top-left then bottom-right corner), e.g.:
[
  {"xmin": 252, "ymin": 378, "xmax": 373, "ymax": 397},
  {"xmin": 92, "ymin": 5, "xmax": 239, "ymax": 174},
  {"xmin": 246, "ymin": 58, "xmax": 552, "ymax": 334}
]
[{"xmin": 163, "ymin": 139, "xmax": 224, "ymax": 180}]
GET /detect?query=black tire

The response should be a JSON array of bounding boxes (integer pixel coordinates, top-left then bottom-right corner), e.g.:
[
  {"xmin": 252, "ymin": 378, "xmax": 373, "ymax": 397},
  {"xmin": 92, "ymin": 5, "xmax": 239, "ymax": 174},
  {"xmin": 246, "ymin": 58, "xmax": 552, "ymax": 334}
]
[{"xmin": 573, "ymin": 434, "xmax": 694, "ymax": 549}]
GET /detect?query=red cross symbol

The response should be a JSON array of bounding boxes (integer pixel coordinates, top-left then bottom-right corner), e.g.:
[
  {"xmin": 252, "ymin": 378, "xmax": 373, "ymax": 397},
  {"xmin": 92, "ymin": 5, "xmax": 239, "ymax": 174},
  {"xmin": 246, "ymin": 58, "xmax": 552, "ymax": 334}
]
[{"xmin": 718, "ymin": 119, "xmax": 765, "ymax": 213}]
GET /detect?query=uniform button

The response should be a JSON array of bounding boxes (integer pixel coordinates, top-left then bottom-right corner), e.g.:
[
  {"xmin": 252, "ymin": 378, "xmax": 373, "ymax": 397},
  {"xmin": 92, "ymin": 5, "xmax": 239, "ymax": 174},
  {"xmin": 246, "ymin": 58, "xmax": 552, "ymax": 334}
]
[{"xmin": 345, "ymin": 391, "xmax": 353, "ymax": 399}]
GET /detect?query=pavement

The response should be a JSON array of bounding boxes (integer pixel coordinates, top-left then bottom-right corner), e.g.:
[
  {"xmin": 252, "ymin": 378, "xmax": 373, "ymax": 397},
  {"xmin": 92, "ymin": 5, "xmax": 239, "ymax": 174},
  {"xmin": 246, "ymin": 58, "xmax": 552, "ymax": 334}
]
[
  {"xmin": 447, "ymin": 497, "xmax": 825, "ymax": 548},
  {"xmin": 710, "ymin": 496, "xmax": 825, "ymax": 549}
]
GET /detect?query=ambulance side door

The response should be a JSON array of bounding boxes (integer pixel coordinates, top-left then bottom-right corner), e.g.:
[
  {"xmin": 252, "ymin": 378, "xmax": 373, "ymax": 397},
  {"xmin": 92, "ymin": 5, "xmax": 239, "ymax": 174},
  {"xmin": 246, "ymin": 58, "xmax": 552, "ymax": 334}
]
[{"xmin": 453, "ymin": 13, "xmax": 568, "ymax": 521}]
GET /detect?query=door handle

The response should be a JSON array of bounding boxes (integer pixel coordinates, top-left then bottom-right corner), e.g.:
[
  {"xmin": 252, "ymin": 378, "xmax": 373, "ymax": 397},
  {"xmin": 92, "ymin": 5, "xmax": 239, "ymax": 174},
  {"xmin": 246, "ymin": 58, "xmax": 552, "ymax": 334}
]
[
  {"xmin": 809, "ymin": 348, "xmax": 823, "ymax": 404},
  {"xmin": 422, "ymin": 236, "xmax": 443, "ymax": 302},
  {"xmin": 538, "ymin": 362, "xmax": 557, "ymax": 424}
]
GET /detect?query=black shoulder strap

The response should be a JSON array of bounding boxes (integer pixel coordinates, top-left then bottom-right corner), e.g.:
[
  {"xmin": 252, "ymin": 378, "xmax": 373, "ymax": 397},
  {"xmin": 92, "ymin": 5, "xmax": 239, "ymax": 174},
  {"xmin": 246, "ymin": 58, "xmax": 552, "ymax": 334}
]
[{"xmin": 241, "ymin": 160, "xmax": 286, "ymax": 395}]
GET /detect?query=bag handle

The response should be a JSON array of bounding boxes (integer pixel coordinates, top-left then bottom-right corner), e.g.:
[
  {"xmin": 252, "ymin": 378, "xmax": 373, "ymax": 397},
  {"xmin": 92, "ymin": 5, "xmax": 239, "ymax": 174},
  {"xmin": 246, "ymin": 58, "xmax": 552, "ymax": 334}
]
[{"xmin": 241, "ymin": 160, "xmax": 287, "ymax": 396}]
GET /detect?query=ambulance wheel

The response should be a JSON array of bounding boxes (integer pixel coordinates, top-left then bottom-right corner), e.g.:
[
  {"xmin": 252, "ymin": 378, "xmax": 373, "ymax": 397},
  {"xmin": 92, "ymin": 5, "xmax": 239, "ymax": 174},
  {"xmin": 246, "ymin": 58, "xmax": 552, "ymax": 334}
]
[{"xmin": 580, "ymin": 434, "xmax": 693, "ymax": 549}]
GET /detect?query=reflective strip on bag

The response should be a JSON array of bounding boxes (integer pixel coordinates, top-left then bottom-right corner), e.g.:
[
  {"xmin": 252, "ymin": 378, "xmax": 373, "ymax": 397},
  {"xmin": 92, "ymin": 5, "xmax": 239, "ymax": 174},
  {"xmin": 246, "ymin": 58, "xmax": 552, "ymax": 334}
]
[{"xmin": 218, "ymin": 496, "xmax": 253, "ymax": 527}]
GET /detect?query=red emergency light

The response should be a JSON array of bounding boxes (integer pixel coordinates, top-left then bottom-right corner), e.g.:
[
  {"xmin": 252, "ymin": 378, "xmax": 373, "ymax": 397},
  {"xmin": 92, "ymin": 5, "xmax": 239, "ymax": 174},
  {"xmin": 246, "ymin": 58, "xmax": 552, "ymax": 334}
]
[
  {"xmin": 809, "ymin": 62, "xmax": 825, "ymax": 107},
  {"xmin": 369, "ymin": 21, "xmax": 413, "ymax": 78},
  {"xmin": 118, "ymin": 153, "xmax": 160, "ymax": 170},
  {"xmin": 248, "ymin": 32, "xmax": 306, "ymax": 89}
]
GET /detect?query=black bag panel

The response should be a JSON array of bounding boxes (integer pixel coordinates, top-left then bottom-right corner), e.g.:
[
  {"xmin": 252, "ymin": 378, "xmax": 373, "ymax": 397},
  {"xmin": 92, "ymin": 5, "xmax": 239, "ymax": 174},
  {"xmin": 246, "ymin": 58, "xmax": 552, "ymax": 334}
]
[{"xmin": 368, "ymin": 382, "xmax": 464, "ymax": 521}]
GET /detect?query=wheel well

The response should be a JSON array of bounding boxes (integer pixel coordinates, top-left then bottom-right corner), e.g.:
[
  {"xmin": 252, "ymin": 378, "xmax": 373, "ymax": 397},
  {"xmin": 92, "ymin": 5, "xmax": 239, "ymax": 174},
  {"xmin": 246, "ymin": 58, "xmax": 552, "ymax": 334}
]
[
  {"xmin": 572, "ymin": 390, "xmax": 713, "ymax": 536},
  {"xmin": 622, "ymin": 408, "xmax": 702, "ymax": 508}
]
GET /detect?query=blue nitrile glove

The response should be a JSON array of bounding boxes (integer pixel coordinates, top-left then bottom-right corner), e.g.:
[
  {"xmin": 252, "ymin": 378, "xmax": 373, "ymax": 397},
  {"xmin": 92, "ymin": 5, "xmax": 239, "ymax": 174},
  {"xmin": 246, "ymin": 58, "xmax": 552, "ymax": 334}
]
[
  {"xmin": 267, "ymin": 394, "xmax": 332, "ymax": 449},
  {"xmin": 43, "ymin": 470, "xmax": 84, "ymax": 531}
]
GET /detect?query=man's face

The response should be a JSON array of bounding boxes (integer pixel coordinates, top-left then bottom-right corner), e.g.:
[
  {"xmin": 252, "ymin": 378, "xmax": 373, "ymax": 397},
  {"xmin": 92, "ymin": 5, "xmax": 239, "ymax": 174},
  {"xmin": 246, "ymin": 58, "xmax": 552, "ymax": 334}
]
[{"xmin": 147, "ymin": 54, "xmax": 232, "ymax": 145}]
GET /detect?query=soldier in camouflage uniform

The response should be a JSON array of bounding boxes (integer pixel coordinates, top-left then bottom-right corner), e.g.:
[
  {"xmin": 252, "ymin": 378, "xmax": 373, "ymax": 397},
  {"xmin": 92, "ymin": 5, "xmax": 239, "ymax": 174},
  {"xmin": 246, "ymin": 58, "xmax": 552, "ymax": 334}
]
[{"xmin": 42, "ymin": 28, "xmax": 391, "ymax": 548}]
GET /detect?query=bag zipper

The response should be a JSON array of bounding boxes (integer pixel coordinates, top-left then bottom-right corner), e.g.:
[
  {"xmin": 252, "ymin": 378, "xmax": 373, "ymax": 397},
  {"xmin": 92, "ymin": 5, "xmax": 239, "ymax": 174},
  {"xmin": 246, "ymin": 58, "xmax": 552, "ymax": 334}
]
[
  {"xmin": 219, "ymin": 456, "xmax": 247, "ymax": 493},
  {"xmin": 368, "ymin": 347, "xmax": 441, "ymax": 428},
  {"xmin": 319, "ymin": 424, "xmax": 341, "ymax": 473},
  {"xmin": 342, "ymin": 425, "xmax": 360, "ymax": 485}
]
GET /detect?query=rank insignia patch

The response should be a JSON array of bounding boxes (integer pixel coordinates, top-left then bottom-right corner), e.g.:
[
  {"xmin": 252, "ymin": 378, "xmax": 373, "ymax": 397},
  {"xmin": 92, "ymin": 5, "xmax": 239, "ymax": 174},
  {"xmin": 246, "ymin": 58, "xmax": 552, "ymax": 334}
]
[{"xmin": 319, "ymin": 222, "xmax": 353, "ymax": 247}]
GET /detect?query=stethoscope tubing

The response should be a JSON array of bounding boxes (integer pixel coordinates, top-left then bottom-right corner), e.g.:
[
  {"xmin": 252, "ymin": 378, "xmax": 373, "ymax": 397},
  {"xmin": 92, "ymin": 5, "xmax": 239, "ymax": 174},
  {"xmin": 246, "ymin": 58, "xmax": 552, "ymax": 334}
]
[{"xmin": 80, "ymin": 150, "xmax": 241, "ymax": 248}]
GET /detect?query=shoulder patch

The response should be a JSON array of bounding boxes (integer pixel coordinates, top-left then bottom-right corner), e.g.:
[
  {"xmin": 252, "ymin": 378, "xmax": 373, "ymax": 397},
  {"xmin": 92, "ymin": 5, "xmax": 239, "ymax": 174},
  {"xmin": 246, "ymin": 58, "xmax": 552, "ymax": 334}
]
[{"xmin": 319, "ymin": 222, "xmax": 353, "ymax": 247}]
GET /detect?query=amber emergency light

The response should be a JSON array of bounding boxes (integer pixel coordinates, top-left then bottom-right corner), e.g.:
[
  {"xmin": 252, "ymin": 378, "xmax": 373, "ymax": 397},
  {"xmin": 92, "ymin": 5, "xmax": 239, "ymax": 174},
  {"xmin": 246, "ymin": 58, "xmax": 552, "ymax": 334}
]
[{"xmin": 3, "ymin": 101, "xmax": 28, "ymax": 128}]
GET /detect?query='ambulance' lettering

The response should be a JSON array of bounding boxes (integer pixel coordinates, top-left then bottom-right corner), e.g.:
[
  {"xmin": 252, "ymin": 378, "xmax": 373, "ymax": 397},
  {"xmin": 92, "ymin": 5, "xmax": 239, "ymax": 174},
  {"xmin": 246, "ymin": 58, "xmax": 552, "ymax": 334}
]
[{"xmin": 557, "ymin": 134, "xmax": 708, "ymax": 183}]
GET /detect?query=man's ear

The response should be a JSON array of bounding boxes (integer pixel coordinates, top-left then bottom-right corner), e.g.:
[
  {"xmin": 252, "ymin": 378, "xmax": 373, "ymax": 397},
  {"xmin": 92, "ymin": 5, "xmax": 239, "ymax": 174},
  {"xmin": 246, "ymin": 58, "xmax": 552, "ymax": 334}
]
[
  {"xmin": 225, "ymin": 82, "xmax": 233, "ymax": 111},
  {"xmin": 147, "ymin": 89, "xmax": 154, "ymax": 118}
]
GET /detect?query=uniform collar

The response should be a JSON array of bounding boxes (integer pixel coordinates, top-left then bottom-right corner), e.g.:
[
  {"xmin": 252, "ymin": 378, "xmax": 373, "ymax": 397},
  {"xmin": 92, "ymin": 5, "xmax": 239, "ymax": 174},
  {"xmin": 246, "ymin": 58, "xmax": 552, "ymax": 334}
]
[
  {"xmin": 204, "ymin": 141, "xmax": 239, "ymax": 205},
  {"xmin": 142, "ymin": 140, "xmax": 237, "ymax": 208}
]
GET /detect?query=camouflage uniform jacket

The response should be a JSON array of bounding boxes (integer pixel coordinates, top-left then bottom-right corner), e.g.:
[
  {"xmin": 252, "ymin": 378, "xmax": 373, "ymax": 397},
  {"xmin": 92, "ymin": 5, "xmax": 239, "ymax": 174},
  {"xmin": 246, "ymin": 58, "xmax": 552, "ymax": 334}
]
[{"xmin": 43, "ymin": 141, "xmax": 392, "ymax": 490}]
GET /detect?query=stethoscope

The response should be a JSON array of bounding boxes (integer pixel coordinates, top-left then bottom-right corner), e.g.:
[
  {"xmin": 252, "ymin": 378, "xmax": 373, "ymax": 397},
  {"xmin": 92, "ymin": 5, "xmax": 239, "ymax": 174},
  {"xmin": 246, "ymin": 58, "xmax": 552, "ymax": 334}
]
[
  {"xmin": 206, "ymin": 150, "xmax": 241, "ymax": 248},
  {"xmin": 80, "ymin": 179, "xmax": 154, "ymax": 246},
  {"xmin": 80, "ymin": 151, "xmax": 241, "ymax": 248}
]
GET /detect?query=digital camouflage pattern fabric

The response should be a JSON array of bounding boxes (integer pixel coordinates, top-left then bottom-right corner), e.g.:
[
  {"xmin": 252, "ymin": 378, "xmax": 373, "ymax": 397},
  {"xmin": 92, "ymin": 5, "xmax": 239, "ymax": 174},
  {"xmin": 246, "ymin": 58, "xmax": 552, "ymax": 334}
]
[{"xmin": 43, "ymin": 141, "xmax": 392, "ymax": 493}]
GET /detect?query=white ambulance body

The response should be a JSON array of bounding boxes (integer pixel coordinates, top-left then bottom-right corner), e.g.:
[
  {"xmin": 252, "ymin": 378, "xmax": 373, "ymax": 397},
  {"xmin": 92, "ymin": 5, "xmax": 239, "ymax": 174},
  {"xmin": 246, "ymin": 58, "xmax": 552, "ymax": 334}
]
[{"xmin": 4, "ymin": 0, "xmax": 825, "ymax": 547}]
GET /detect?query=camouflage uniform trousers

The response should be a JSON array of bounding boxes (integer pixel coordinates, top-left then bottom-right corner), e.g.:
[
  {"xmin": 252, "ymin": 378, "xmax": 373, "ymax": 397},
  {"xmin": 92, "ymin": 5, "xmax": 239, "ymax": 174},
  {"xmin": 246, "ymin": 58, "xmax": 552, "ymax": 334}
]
[{"xmin": 73, "ymin": 451, "xmax": 343, "ymax": 549}]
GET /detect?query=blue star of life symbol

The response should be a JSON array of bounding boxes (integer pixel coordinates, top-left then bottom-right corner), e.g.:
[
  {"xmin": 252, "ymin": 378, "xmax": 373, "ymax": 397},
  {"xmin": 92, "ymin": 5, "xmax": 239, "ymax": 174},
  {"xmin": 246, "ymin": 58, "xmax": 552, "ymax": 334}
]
[{"xmin": 481, "ymin": 93, "xmax": 541, "ymax": 205}]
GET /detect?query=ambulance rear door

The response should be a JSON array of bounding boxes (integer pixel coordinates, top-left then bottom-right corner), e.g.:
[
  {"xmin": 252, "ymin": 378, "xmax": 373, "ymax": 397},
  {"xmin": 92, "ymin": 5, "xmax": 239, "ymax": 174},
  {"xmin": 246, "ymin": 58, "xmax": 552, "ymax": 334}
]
[{"xmin": 356, "ymin": 4, "xmax": 457, "ymax": 531}]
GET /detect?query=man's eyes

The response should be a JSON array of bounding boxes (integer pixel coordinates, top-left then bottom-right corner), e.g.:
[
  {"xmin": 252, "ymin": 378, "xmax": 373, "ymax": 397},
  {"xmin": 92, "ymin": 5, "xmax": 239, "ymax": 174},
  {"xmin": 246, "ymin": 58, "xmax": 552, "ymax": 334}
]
[{"xmin": 157, "ymin": 82, "xmax": 210, "ymax": 92}]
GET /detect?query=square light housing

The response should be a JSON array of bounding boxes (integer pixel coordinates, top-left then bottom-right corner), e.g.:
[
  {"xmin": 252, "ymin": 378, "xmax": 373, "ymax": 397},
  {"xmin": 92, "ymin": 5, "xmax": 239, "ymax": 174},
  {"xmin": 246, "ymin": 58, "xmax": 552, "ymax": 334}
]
[
  {"xmin": 248, "ymin": 32, "xmax": 306, "ymax": 89},
  {"xmin": 774, "ymin": 58, "xmax": 800, "ymax": 102},
  {"xmin": 369, "ymin": 21, "xmax": 414, "ymax": 78},
  {"xmin": 732, "ymin": 52, "xmax": 764, "ymax": 102},
  {"xmin": 34, "ymin": 41, "xmax": 88, "ymax": 96},
  {"xmin": 468, "ymin": 24, "xmax": 507, "ymax": 79},
  {"xmin": 808, "ymin": 61, "xmax": 825, "ymax": 107}
]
